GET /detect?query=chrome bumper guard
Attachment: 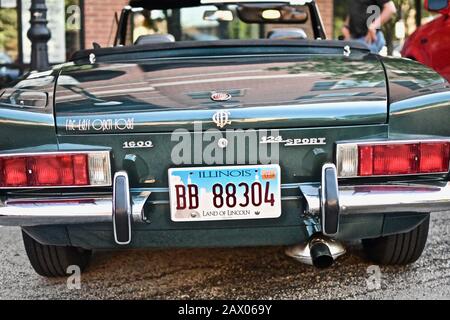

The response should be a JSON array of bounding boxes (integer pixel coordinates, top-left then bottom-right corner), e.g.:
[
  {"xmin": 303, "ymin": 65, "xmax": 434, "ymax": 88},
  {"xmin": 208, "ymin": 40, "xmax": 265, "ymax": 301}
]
[{"xmin": 1, "ymin": 166, "xmax": 450, "ymax": 244}]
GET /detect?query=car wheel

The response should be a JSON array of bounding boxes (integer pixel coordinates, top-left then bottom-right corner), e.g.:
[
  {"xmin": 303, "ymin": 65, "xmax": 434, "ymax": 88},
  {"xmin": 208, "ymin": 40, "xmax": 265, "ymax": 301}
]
[
  {"xmin": 362, "ymin": 215, "xmax": 429, "ymax": 265},
  {"xmin": 22, "ymin": 230, "xmax": 92, "ymax": 277}
]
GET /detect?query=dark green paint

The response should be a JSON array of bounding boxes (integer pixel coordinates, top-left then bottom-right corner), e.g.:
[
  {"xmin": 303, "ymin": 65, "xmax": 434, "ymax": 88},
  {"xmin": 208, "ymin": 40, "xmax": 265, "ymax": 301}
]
[{"xmin": 1, "ymin": 43, "xmax": 449, "ymax": 248}]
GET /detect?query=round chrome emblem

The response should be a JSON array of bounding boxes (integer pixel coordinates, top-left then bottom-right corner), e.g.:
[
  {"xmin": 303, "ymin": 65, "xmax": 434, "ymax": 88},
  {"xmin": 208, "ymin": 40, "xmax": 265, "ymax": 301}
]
[
  {"xmin": 211, "ymin": 92, "xmax": 231, "ymax": 102},
  {"xmin": 218, "ymin": 138, "xmax": 229, "ymax": 149}
]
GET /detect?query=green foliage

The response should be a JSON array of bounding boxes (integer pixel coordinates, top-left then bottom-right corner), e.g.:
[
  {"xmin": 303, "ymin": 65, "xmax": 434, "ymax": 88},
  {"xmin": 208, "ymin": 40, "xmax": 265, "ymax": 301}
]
[
  {"xmin": 228, "ymin": 19, "xmax": 258, "ymax": 39},
  {"xmin": 383, "ymin": 0, "xmax": 416, "ymax": 55},
  {"xmin": 333, "ymin": 0, "xmax": 350, "ymax": 39},
  {"xmin": 0, "ymin": 8, "xmax": 18, "ymax": 59}
]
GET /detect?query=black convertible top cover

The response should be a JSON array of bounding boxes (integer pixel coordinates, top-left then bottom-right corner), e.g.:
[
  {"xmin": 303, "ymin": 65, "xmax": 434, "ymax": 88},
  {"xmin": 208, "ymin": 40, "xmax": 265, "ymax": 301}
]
[
  {"xmin": 129, "ymin": 0, "xmax": 201, "ymax": 9},
  {"xmin": 72, "ymin": 39, "xmax": 369, "ymax": 61}
]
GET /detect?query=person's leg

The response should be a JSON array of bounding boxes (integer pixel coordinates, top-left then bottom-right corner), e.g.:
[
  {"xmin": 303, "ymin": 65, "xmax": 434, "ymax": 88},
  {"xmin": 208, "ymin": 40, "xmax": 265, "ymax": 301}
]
[{"xmin": 351, "ymin": 34, "xmax": 385, "ymax": 54}]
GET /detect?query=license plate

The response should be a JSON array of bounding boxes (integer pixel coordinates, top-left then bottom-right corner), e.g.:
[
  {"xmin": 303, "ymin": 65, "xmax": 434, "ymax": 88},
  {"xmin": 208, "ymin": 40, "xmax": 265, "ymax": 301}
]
[{"xmin": 168, "ymin": 165, "xmax": 281, "ymax": 222}]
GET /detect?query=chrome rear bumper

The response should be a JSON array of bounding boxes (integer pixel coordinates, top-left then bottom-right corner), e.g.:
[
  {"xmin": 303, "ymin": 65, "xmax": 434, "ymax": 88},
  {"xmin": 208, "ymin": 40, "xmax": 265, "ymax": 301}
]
[
  {"xmin": 300, "ymin": 183, "xmax": 450, "ymax": 216},
  {"xmin": 300, "ymin": 164, "xmax": 450, "ymax": 236},
  {"xmin": 0, "ymin": 191, "xmax": 151, "ymax": 227},
  {"xmin": 1, "ymin": 165, "xmax": 450, "ymax": 243},
  {"xmin": 1, "ymin": 183, "xmax": 449, "ymax": 225}
]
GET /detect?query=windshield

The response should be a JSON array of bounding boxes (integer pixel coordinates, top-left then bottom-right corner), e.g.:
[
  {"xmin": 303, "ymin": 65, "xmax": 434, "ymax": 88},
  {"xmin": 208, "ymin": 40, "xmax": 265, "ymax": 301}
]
[{"xmin": 124, "ymin": 4, "xmax": 315, "ymax": 45}]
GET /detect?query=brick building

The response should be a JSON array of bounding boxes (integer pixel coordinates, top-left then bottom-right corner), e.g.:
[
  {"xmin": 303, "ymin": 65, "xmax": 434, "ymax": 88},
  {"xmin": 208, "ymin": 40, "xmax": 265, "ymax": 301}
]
[
  {"xmin": 0, "ymin": 0, "xmax": 334, "ymax": 67},
  {"xmin": 83, "ymin": 0, "xmax": 335, "ymax": 47}
]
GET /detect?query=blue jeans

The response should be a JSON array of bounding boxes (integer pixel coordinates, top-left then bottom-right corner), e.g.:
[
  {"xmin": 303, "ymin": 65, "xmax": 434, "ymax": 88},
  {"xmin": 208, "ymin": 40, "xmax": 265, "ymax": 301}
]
[{"xmin": 352, "ymin": 31, "xmax": 386, "ymax": 54}]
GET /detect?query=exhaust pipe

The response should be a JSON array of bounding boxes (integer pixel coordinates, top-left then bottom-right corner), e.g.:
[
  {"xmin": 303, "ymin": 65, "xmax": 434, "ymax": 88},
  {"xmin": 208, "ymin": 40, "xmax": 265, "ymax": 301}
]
[
  {"xmin": 285, "ymin": 234, "xmax": 345, "ymax": 268},
  {"xmin": 308, "ymin": 237, "xmax": 334, "ymax": 268}
]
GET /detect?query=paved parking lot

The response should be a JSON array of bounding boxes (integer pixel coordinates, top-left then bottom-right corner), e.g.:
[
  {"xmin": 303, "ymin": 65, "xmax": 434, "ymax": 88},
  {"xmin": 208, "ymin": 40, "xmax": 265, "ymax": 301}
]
[{"xmin": 0, "ymin": 212, "xmax": 449, "ymax": 300}]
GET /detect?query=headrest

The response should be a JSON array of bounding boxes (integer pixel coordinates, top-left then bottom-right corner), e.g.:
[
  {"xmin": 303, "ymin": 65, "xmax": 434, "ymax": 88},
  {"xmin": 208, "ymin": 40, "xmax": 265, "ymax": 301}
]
[
  {"xmin": 268, "ymin": 28, "xmax": 308, "ymax": 40},
  {"xmin": 134, "ymin": 34, "xmax": 176, "ymax": 45}
]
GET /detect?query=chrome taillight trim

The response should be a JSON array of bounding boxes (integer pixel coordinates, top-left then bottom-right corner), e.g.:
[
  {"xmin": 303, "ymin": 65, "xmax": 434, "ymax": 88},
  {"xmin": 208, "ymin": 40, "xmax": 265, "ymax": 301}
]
[
  {"xmin": 336, "ymin": 139, "xmax": 450, "ymax": 178},
  {"xmin": 0, "ymin": 150, "xmax": 112, "ymax": 189}
]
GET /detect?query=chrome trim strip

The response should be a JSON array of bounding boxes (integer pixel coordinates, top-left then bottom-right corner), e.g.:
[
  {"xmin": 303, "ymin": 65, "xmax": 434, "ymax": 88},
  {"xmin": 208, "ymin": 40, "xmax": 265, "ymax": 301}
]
[
  {"xmin": 0, "ymin": 150, "xmax": 109, "ymax": 158},
  {"xmin": 0, "ymin": 150, "xmax": 112, "ymax": 189}
]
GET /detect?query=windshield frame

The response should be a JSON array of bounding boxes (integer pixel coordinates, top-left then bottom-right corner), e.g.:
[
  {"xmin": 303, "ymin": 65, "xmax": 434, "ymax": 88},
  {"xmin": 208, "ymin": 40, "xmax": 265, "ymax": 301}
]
[
  {"xmin": 129, "ymin": 0, "xmax": 314, "ymax": 9},
  {"xmin": 114, "ymin": 1, "xmax": 325, "ymax": 46}
]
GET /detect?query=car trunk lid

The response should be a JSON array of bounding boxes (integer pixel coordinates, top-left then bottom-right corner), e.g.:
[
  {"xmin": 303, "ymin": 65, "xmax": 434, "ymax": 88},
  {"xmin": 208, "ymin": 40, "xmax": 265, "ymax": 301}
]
[{"xmin": 54, "ymin": 46, "xmax": 387, "ymax": 134}]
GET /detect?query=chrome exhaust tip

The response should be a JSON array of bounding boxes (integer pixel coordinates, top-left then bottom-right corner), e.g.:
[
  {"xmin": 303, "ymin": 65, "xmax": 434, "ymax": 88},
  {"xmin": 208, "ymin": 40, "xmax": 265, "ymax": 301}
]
[
  {"xmin": 285, "ymin": 234, "xmax": 346, "ymax": 268},
  {"xmin": 309, "ymin": 237, "xmax": 334, "ymax": 268}
]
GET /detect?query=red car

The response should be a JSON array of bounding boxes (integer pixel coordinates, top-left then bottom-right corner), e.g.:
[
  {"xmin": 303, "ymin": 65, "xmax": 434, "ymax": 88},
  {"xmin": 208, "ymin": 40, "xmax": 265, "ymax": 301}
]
[{"xmin": 402, "ymin": 0, "xmax": 450, "ymax": 81}]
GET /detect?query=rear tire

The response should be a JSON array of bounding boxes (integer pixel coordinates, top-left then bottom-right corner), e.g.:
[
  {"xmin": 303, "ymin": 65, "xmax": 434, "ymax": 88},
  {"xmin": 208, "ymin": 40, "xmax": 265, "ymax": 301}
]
[
  {"xmin": 22, "ymin": 230, "xmax": 92, "ymax": 277},
  {"xmin": 362, "ymin": 215, "xmax": 430, "ymax": 265}
]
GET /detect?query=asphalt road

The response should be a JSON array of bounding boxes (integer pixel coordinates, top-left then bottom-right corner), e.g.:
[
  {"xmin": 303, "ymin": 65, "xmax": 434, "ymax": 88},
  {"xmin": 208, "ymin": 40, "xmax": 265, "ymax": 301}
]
[{"xmin": 0, "ymin": 212, "xmax": 449, "ymax": 300}]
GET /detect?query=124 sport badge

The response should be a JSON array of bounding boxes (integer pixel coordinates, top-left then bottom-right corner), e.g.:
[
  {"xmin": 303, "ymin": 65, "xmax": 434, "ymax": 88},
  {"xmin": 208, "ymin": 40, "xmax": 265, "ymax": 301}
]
[{"xmin": 168, "ymin": 165, "xmax": 281, "ymax": 222}]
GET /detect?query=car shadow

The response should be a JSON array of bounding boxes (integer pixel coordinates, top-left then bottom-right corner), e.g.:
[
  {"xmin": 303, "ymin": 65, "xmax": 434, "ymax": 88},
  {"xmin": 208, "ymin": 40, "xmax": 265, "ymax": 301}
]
[{"xmin": 61, "ymin": 240, "xmax": 410, "ymax": 299}]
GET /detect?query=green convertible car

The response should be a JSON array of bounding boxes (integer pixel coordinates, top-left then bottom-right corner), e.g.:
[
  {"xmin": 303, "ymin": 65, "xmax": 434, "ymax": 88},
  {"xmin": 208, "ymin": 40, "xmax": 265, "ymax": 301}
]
[{"xmin": 1, "ymin": 0, "xmax": 450, "ymax": 277}]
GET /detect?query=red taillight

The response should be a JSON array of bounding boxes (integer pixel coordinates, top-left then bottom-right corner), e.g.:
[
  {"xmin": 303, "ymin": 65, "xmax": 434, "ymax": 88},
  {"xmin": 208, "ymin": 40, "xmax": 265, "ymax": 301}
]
[
  {"xmin": 357, "ymin": 142, "xmax": 450, "ymax": 176},
  {"xmin": 30, "ymin": 156, "xmax": 63, "ymax": 185},
  {"xmin": 0, "ymin": 158, "xmax": 28, "ymax": 187},
  {"xmin": 72, "ymin": 155, "xmax": 89, "ymax": 185},
  {"xmin": 358, "ymin": 146, "xmax": 373, "ymax": 176},
  {"xmin": 419, "ymin": 143, "xmax": 450, "ymax": 173},
  {"xmin": 372, "ymin": 144, "xmax": 419, "ymax": 175},
  {"xmin": 60, "ymin": 155, "xmax": 76, "ymax": 185},
  {"xmin": 0, "ymin": 154, "xmax": 90, "ymax": 188}
]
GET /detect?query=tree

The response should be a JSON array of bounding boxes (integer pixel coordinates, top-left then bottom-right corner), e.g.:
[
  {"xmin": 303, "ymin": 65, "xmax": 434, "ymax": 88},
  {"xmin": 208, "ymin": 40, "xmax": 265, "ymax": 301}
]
[
  {"xmin": 383, "ymin": 0, "xmax": 414, "ymax": 55},
  {"xmin": 0, "ymin": 8, "xmax": 18, "ymax": 61}
]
